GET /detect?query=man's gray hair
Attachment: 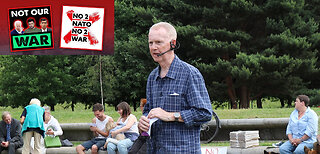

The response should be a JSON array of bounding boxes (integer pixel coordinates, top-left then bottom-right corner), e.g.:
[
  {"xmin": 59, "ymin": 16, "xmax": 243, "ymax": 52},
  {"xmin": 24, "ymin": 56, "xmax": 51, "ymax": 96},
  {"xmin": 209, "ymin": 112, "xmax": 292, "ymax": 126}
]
[
  {"xmin": 2, "ymin": 111, "xmax": 10, "ymax": 120},
  {"xmin": 14, "ymin": 20, "xmax": 22, "ymax": 28},
  {"xmin": 43, "ymin": 106, "xmax": 51, "ymax": 113},
  {"xmin": 149, "ymin": 22, "xmax": 177, "ymax": 40}
]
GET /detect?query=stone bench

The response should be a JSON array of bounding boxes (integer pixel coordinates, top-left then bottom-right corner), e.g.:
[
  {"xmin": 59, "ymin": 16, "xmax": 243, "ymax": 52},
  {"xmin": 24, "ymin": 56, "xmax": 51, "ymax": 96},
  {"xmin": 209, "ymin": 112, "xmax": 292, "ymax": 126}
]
[
  {"xmin": 2, "ymin": 147, "xmax": 109, "ymax": 154},
  {"xmin": 208, "ymin": 118, "xmax": 289, "ymax": 141},
  {"xmin": 3, "ymin": 146, "xmax": 279, "ymax": 154},
  {"xmin": 59, "ymin": 119, "xmax": 290, "ymax": 142},
  {"xmin": 2, "ymin": 118, "xmax": 289, "ymax": 153},
  {"xmin": 60, "ymin": 123, "xmax": 95, "ymax": 141}
]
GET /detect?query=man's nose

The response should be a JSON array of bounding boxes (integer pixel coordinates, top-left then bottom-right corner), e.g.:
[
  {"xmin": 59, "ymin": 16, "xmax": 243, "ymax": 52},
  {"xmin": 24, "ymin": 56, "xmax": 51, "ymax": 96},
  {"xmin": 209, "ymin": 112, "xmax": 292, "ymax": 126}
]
[{"xmin": 149, "ymin": 44, "xmax": 158, "ymax": 50}]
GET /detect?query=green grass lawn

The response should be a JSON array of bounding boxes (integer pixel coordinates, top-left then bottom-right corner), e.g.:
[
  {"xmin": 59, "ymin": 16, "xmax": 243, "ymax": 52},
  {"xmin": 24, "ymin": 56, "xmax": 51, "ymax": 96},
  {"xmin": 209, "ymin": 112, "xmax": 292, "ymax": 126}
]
[
  {"xmin": 0, "ymin": 103, "xmax": 143, "ymax": 123},
  {"xmin": 0, "ymin": 106, "xmax": 296, "ymax": 122},
  {"xmin": 1, "ymin": 101, "xmax": 319, "ymax": 147},
  {"xmin": 3, "ymin": 103, "xmax": 319, "ymax": 123}
]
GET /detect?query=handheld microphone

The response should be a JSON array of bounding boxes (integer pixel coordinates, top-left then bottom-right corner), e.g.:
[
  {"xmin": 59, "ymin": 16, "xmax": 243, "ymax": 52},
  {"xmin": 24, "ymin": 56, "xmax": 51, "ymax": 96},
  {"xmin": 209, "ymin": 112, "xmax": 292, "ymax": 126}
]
[{"xmin": 157, "ymin": 41, "xmax": 180, "ymax": 57}]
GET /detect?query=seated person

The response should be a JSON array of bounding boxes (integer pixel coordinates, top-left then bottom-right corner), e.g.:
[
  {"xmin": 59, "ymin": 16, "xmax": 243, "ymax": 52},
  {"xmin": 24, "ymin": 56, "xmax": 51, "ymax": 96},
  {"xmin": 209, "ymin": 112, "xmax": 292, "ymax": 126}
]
[
  {"xmin": 0, "ymin": 111, "xmax": 23, "ymax": 154},
  {"xmin": 43, "ymin": 106, "xmax": 63, "ymax": 136},
  {"xmin": 279, "ymin": 95, "xmax": 318, "ymax": 154},
  {"xmin": 107, "ymin": 101, "xmax": 139, "ymax": 154},
  {"xmin": 76, "ymin": 103, "xmax": 113, "ymax": 154}
]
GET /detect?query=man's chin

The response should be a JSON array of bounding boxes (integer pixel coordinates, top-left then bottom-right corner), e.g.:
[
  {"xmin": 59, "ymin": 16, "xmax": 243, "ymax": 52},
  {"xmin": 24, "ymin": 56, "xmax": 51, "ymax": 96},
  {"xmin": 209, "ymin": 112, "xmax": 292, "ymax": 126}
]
[{"xmin": 152, "ymin": 56, "xmax": 161, "ymax": 62}]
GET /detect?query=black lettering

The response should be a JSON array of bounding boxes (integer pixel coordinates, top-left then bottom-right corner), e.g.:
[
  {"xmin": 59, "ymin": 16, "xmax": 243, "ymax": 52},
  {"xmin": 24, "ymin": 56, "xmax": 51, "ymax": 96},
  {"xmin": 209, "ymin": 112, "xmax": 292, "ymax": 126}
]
[
  {"xmin": 71, "ymin": 36, "xmax": 77, "ymax": 41},
  {"xmin": 73, "ymin": 13, "xmax": 83, "ymax": 19},
  {"xmin": 72, "ymin": 21, "xmax": 92, "ymax": 27},
  {"xmin": 71, "ymin": 36, "xmax": 88, "ymax": 42},
  {"xmin": 72, "ymin": 28, "xmax": 77, "ymax": 34},
  {"xmin": 86, "ymin": 22, "xmax": 92, "ymax": 27},
  {"xmin": 29, "ymin": 36, "xmax": 40, "ymax": 46},
  {"xmin": 72, "ymin": 21, "xmax": 78, "ymax": 27},
  {"xmin": 14, "ymin": 36, "xmax": 29, "ymax": 46},
  {"xmin": 40, "ymin": 35, "xmax": 49, "ymax": 45}
]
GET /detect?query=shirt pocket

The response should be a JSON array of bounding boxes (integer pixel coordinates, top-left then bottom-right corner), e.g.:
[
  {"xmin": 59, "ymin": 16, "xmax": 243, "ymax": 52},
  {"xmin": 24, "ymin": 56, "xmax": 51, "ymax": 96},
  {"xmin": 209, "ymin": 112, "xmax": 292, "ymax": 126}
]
[{"xmin": 163, "ymin": 91, "xmax": 187, "ymax": 112}]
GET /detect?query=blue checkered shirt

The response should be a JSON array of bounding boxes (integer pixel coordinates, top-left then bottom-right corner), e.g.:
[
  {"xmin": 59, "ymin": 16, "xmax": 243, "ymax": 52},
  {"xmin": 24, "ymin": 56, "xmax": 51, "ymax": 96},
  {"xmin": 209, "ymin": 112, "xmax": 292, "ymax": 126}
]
[{"xmin": 144, "ymin": 55, "xmax": 213, "ymax": 154}]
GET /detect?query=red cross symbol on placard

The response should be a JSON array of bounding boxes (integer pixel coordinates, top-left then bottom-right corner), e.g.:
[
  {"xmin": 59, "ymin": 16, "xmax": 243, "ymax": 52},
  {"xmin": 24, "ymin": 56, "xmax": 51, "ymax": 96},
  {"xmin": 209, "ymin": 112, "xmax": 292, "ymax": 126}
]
[{"xmin": 63, "ymin": 10, "xmax": 101, "ymax": 45}]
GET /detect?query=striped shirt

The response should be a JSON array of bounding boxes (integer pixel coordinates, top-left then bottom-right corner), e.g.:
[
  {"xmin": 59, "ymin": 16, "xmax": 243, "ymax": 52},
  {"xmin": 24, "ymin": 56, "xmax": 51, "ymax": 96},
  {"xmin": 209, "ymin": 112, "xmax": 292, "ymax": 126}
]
[{"xmin": 144, "ymin": 55, "xmax": 213, "ymax": 153}]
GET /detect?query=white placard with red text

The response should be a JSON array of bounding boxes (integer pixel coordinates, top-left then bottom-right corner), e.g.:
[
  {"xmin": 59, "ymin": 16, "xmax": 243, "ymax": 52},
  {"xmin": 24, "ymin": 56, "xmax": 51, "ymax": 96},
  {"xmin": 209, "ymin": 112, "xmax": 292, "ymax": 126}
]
[
  {"xmin": 201, "ymin": 147, "xmax": 227, "ymax": 154},
  {"xmin": 60, "ymin": 6, "xmax": 104, "ymax": 50}
]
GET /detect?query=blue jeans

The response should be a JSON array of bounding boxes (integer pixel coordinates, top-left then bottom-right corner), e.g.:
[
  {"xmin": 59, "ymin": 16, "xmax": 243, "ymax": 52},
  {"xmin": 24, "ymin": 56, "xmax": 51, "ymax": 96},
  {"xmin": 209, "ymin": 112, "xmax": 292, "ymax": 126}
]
[
  {"xmin": 279, "ymin": 140, "xmax": 314, "ymax": 154},
  {"xmin": 107, "ymin": 138, "xmax": 133, "ymax": 154}
]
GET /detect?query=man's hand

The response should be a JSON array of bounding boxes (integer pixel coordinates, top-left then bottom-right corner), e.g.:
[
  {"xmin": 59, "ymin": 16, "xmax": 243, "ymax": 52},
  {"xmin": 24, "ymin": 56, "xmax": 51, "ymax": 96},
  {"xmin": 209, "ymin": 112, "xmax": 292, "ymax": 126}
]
[
  {"xmin": 147, "ymin": 108, "xmax": 174, "ymax": 122},
  {"xmin": 1, "ymin": 141, "xmax": 9, "ymax": 147},
  {"xmin": 90, "ymin": 126, "xmax": 98, "ymax": 132},
  {"xmin": 291, "ymin": 138, "xmax": 302, "ymax": 146},
  {"xmin": 138, "ymin": 116, "xmax": 150, "ymax": 132},
  {"xmin": 46, "ymin": 129, "xmax": 54, "ymax": 135}
]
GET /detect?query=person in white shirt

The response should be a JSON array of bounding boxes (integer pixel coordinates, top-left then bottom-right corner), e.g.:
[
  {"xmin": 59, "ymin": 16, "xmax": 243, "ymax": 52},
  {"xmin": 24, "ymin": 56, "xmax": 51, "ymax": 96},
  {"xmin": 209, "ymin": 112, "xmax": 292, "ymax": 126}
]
[
  {"xmin": 76, "ymin": 103, "xmax": 113, "ymax": 154},
  {"xmin": 107, "ymin": 102, "xmax": 139, "ymax": 154},
  {"xmin": 43, "ymin": 106, "xmax": 63, "ymax": 136}
]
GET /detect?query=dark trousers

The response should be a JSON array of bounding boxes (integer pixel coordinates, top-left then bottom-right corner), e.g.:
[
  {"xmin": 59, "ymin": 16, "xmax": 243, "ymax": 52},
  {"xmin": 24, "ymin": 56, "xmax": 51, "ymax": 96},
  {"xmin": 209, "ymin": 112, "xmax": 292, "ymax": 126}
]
[
  {"xmin": 0, "ymin": 142, "xmax": 20, "ymax": 154},
  {"xmin": 128, "ymin": 136, "xmax": 147, "ymax": 154}
]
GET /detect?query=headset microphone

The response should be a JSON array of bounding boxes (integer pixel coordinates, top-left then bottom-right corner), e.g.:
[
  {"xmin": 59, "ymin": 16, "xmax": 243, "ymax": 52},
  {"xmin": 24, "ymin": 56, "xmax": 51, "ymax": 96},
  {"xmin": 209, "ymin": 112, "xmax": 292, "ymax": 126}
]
[{"xmin": 157, "ymin": 41, "xmax": 180, "ymax": 57}]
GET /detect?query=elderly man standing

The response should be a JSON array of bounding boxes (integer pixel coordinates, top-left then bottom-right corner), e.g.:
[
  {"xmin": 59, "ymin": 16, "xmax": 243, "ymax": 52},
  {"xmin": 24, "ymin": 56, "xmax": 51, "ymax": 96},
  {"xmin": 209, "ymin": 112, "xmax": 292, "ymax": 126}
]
[
  {"xmin": 138, "ymin": 22, "xmax": 213, "ymax": 153},
  {"xmin": 0, "ymin": 111, "xmax": 23, "ymax": 154}
]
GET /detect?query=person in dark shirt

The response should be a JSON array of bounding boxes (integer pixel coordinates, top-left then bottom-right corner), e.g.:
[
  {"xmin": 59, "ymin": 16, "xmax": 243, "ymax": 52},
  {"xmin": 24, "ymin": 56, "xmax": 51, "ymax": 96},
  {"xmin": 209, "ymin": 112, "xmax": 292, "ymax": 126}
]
[
  {"xmin": 0, "ymin": 111, "xmax": 23, "ymax": 154},
  {"xmin": 24, "ymin": 19, "xmax": 41, "ymax": 34},
  {"xmin": 10, "ymin": 20, "xmax": 24, "ymax": 35}
]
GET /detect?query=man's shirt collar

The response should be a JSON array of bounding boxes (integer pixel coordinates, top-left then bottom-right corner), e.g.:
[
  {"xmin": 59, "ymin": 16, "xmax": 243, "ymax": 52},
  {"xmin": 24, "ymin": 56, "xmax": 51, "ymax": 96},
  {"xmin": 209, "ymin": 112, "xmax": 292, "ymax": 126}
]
[{"xmin": 154, "ymin": 55, "xmax": 180, "ymax": 81}]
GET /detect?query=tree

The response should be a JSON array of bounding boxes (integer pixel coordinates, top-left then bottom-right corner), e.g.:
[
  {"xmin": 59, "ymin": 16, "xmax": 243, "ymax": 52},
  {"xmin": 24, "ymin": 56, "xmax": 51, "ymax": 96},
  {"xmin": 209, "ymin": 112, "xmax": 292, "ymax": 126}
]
[
  {"xmin": 0, "ymin": 56, "xmax": 73, "ymax": 111},
  {"xmin": 113, "ymin": 0, "xmax": 320, "ymax": 109},
  {"xmin": 111, "ymin": 0, "xmax": 157, "ymax": 110}
]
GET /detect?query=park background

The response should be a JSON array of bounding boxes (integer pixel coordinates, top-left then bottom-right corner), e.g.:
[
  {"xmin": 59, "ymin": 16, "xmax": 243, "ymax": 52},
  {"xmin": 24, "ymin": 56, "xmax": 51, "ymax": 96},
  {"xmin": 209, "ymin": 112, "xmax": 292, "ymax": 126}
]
[{"xmin": 1, "ymin": 0, "xmax": 320, "ymax": 145}]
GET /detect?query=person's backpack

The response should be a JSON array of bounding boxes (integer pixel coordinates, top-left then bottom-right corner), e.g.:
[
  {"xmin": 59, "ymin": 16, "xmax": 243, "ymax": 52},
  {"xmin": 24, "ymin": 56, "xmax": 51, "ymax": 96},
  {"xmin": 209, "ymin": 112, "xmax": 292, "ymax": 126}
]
[
  {"xmin": 128, "ymin": 136, "xmax": 147, "ymax": 154},
  {"xmin": 61, "ymin": 139, "xmax": 73, "ymax": 147}
]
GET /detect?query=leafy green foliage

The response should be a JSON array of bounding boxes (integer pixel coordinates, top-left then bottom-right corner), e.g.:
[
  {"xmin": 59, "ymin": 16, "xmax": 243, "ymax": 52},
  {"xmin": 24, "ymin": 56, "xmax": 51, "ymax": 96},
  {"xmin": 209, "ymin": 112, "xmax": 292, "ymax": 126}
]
[
  {"xmin": 0, "ymin": 56, "xmax": 73, "ymax": 110},
  {"xmin": 0, "ymin": 0, "xmax": 320, "ymax": 110}
]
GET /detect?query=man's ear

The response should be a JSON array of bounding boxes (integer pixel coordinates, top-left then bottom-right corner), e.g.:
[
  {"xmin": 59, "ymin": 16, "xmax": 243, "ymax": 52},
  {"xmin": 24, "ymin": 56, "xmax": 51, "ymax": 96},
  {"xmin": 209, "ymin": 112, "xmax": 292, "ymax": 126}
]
[
  {"xmin": 169, "ymin": 40, "xmax": 179, "ymax": 51},
  {"xmin": 170, "ymin": 40, "xmax": 176, "ymax": 45}
]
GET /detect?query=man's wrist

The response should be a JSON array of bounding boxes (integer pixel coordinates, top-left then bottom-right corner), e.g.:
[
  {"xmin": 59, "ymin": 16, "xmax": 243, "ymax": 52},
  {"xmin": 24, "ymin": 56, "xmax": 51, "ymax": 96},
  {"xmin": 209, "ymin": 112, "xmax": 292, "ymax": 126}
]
[
  {"xmin": 168, "ymin": 113, "xmax": 175, "ymax": 121},
  {"xmin": 173, "ymin": 112, "xmax": 180, "ymax": 122}
]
